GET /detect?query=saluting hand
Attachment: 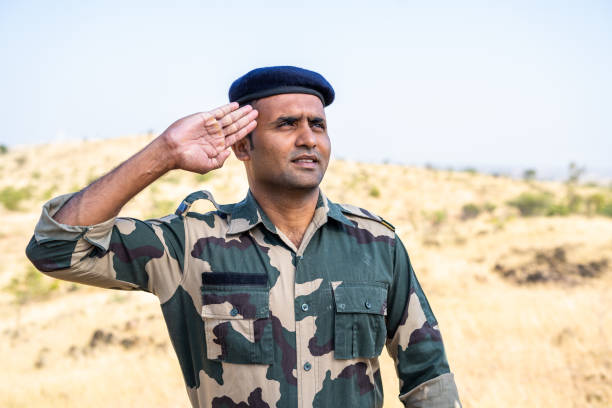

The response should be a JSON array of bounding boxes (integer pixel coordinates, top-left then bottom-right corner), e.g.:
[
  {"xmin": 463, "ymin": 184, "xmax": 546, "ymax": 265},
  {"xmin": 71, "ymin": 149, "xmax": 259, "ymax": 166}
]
[{"xmin": 162, "ymin": 102, "xmax": 258, "ymax": 174}]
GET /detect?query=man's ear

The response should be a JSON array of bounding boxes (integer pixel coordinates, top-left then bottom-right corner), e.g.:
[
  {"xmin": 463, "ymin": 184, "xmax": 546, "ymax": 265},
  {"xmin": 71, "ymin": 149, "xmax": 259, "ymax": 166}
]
[{"xmin": 232, "ymin": 135, "xmax": 252, "ymax": 162}]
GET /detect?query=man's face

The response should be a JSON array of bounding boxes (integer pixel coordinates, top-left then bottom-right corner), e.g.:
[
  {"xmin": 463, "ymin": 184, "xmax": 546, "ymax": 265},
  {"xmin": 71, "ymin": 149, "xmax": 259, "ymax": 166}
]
[{"xmin": 240, "ymin": 93, "xmax": 331, "ymax": 193}]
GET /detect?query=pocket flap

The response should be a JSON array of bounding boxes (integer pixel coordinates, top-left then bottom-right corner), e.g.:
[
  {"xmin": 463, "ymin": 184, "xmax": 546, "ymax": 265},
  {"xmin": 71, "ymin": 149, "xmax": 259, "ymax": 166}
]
[
  {"xmin": 332, "ymin": 282, "xmax": 388, "ymax": 315},
  {"xmin": 201, "ymin": 285, "xmax": 269, "ymax": 319}
]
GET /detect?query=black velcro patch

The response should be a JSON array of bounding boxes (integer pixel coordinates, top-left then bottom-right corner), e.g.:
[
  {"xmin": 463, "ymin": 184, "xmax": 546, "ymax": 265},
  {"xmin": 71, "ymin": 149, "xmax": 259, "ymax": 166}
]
[{"xmin": 202, "ymin": 272, "xmax": 267, "ymax": 286}]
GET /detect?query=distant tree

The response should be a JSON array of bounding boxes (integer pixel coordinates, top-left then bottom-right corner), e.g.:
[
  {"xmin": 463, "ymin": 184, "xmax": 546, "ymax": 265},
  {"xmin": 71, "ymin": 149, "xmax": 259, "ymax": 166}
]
[
  {"xmin": 564, "ymin": 162, "xmax": 586, "ymax": 214},
  {"xmin": 567, "ymin": 162, "xmax": 585, "ymax": 185},
  {"xmin": 0, "ymin": 144, "xmax": 7, "ymax": 154},
  {"xmin": 523, "ymin": 168, "xmax": 537, "ymax": 181}
]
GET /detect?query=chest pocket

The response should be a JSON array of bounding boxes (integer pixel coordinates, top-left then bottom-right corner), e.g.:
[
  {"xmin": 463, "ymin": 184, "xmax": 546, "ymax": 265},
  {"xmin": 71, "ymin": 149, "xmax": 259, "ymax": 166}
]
[
  {"xmin": 332, "ymin": 281, "xmax": 388, "ymax": 359},
  {"xmin": 201, "ymin": 273, "xmax": 274, "ymax": 364}
]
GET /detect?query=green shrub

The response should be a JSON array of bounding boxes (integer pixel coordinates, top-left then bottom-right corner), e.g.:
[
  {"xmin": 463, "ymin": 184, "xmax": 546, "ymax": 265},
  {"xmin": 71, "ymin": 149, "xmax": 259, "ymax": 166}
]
[
  {"xmin": 4, "ymin": 265, "xmax": 60, "ymax": 305},
  {"xmin": 368, "ymin": 186, "xmax": 381, "ymax": 198},
  {"xmin": 566, "ymin": 190, "xmax": 583, "ymax": 213},
  {"xmin": 546, "ymin": 204, "xmax": 570, "ymax": 216},
  {"xmin": 507, "ymin": 192, "xmax": 553, "ymax": 216},
  {"xmin": 483, "ymin": 202, "xmax": 496, "ymax": 213},
  {"xmin": 0, "ymin": 144, "xmax": 8, "ymax": 154},
  {"xmin": 461, "ymin": 203, "xmax": 480, "ymax": 220},
  {"xmin": 429, "ymin": 210, "xmax": 447, "ymax": 226},
  {"xmin": 195, "ymin": 172, "xmax": 214, "ymax": 183},
  {"xmin": 0, "ymin": 186, "xmax": 32, "ymax": 211},
  {"xmin": 41, "ymin": 185, "xmax": 58, "ymax": 200},
  {"xmin": 586, "ymin": 193, "xmax": 606, "ymax": 214},
  {"xmin": 15, "ymin": 155, "xmax": 26, "ymax": 166},
  {"xmin": 598, "ymin": 202, "xmax": 612, "ymax": 217}
]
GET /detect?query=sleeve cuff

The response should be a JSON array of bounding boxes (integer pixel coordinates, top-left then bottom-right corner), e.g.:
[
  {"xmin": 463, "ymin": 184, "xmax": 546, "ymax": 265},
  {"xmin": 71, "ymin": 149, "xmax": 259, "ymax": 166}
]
[
  {"xmin": 33, "ymin": 193, "xmax": 117, "ymax": 251},
  {"xmin": 400, "ymin": 373, "xmax": 462, "ymax": 408}
]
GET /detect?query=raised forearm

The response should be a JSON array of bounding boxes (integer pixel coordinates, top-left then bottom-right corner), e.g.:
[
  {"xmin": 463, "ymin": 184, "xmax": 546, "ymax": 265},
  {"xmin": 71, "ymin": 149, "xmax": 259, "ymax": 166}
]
[
  {"xmin": 53, "ymin": 135, "xmax": 175, "ymax": 226},
  {"xmin": 52, "ymin": 103, "xmax": 257, "ymax": 227}
]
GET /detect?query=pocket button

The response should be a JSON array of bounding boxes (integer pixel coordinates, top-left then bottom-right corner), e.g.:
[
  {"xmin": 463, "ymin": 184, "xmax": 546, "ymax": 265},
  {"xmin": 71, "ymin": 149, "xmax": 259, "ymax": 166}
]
[
  {"xmin": 303, "ymin": 362, "xmax": 312, "ymax": 371},
  {"xmin": 230, "ymin": 307, "xmax": 238, "ymax": 317},
  {"xmin": 301, "ymin": 303, "xmax": 309, "ymax": 312},
  {"xmin": 365, "ymin": 301, "xmax": 372, "ymax": 309}
]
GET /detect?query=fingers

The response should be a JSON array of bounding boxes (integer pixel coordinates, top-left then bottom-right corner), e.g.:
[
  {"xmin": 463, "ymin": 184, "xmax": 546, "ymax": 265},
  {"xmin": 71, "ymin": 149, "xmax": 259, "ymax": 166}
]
[
  {"xmin": 224, "ymin": 120, "xmax": 257, "ymax": 147},
  {"xmin": 211, "ymin": 102, "xmax": 239, "ymax": 120},
  {"xmin": 218, "ymin": 104, "xmax": 253, "ymax": 127},
  {"xmin": 222, "ymin": 109, "xmax": 258, "ymax": 136}
]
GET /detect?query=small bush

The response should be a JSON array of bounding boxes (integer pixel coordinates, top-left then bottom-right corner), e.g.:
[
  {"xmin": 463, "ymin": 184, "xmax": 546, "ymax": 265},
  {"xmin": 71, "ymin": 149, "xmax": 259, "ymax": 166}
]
[
  {"xmin": 15, "ymin": 155, "xmax": 26, "ymax": 166},
  {"xmin": 429, "ymin": 210, "xmax": 447, "ymax": 226},
  {"xmin": 566, "ymin": 191, "xmax": 583, "ymax": 213},
  {"xmin": 368, "ymin": 186, "xmax": 381, "ymax": 198},
  {"xmin": 463, "ymin": 167, "xmax": 478, "ymax": 175},
  {"xmin": 4, "ymin": 265, "xmax": 60, "ymax": 305},
  {"xmin": 483, "ymin": 202, "xmax": 496, "ymax": 213},
  {"xmin": 31, "ymin": 171, "xmax": 41, "ymax": 180},
  {"xmin": 598, "ymin": 202, "xmax": 612, "ymax": 217},
  {"xmin": 0, "ymin": 186, "xmax": 32, "ymax": 211},
  {"xmin": 195, "ymin": 172, "xmax": 214, "ymax": 183},
  {"xmin": 507, "ymin": 192, "xmax": 553, "ymax": 216},
  {"xmin": 586, "ymin": 193, "xmax": 606, "ymax": 214},
  {"xmin": 41, "ymin": 185, "xmax": 58, "ymax": 200},
  {"xmin": 461, "ymin": 203, "xmax": 481, "ymax": 220},
  {"xmin": 0, "ymin": 144, "xmax": 8, "ymax": 154},
  {"xmin": 546, "ymin": 204, "xmax": 570, "ymax": 216}
]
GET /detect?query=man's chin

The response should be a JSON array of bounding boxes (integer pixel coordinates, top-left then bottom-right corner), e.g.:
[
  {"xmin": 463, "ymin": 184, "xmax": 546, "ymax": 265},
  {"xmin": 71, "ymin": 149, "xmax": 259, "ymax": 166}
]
[{"xmin": 281, "ymin": 175, "xmax": 324, "ymax": 192}]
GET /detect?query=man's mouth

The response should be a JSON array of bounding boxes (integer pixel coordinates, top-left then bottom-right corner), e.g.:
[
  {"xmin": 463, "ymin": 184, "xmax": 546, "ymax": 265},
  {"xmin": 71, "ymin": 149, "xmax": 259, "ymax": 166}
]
[{"xmin": 291, "ymin": 154, "xmax": 319, "ymax": 168}]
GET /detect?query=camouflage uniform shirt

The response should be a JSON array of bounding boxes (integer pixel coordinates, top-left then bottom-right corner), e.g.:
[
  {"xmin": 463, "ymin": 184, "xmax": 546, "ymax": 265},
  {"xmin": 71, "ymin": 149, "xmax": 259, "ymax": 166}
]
[{"xmin": 26, "ymin": 189, "xmax": 461, "ymax": 408}]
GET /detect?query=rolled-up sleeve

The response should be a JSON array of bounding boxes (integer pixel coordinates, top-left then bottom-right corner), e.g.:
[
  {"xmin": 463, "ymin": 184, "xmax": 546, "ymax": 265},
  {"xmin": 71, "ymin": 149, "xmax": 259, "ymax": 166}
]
[
  {"xmin": 385, "ymin": 236, "xmax": 462, "ymax": 407},
  {"xmin": 26, "ymin": 193, "xmax": 185, "ymax": 296}
]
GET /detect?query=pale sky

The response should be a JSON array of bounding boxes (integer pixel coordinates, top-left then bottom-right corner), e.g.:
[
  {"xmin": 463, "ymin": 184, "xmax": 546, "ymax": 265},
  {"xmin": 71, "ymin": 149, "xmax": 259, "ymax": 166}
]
[{"xmin": 1, "ymin": 0, "xmax": 611, "ymax": 176}]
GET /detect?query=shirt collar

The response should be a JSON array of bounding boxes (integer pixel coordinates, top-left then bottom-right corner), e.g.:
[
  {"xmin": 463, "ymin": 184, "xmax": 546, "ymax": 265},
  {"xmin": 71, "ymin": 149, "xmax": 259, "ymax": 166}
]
[
  {"xmin": 227, "ymin": 190, "xmax": 276, "ymax": 234},
  {"xmin": 321, "ymin": 191, "xmax": 355, "ymax": 228},
  {"xmin": 227, "ymin": 190, "xmax": 354, "ymax": 235}
]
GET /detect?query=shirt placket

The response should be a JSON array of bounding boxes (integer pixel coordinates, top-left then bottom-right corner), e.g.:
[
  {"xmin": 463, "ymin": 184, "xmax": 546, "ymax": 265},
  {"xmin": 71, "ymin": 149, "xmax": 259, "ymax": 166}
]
[{"xmin": 294, "ymin": 254, "xmax": 318, "ymax": 408}]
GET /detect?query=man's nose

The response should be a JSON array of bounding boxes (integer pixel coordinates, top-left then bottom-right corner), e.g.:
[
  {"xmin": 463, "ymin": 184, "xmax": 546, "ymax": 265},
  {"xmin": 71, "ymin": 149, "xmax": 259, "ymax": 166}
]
[{"xmin": 295, "ymin": 122, "xmax": 317, "ymax": 148}]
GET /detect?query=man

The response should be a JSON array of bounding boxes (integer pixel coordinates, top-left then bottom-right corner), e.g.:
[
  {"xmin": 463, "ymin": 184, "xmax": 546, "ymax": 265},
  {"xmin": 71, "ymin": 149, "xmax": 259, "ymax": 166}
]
[{"xmin": 26, "ymin": 66, "xmax": 461, "ymax": 407}]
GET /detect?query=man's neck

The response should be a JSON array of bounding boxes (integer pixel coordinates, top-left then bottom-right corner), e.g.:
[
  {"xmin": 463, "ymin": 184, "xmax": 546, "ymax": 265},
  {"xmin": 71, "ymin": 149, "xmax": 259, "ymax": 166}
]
[{"xmin": 249, "ymin": 186, "xmax": 320, "ymax": 249}]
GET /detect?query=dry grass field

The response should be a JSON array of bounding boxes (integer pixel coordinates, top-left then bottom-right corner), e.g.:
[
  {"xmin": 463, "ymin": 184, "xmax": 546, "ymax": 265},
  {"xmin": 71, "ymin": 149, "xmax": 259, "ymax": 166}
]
[{"xmin": 1, "ymin": 135, "xmax": 611, "ymax": 407}]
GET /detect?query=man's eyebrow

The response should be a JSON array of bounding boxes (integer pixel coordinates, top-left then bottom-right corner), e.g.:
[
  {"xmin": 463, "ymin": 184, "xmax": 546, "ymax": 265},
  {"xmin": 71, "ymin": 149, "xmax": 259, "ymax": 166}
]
[
  {"xmin": 308, "ymin": 117, "xmax": 326, "ymax": 125},
  {"xmin": 272, "ymin": 115, "xmax": 301, "ymax": 124}
]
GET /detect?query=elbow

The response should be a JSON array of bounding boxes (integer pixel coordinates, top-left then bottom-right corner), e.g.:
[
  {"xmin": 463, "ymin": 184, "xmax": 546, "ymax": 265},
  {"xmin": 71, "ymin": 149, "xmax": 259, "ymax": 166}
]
[{"xmin": 25, "ymin": 235, "xmax": 78, "ymax": 273}]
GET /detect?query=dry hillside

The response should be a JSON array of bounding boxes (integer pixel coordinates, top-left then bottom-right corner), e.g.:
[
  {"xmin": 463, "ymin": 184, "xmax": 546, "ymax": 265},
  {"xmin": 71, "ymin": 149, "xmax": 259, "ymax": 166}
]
[{"xmin": 1, "ymin": 135, "xmax": 611, "ymax": 407}]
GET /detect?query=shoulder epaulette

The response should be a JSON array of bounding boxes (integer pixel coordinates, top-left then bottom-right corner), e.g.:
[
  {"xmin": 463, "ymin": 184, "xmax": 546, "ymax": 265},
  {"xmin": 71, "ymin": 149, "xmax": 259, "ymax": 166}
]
[
  {"xmin": 175, "ymin": 190, "xmax": 226, "ymax": 217},
  {"xmin": 338, "ymin": 204, "xmax": 395, "ymax": 232}
]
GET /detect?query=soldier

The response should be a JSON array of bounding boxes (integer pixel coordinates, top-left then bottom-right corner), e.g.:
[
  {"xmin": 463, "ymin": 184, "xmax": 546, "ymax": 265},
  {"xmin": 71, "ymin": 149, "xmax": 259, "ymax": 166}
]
[{"xmin": 26, "ymin": 66, "xmax": 461, "ymax": 407}]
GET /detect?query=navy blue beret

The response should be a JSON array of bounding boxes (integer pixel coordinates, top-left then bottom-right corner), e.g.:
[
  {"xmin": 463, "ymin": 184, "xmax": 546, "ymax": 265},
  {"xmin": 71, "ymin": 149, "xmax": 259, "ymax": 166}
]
[{"xmin": 229, "ymin": 66, "xmax": 335, "ymax": 107}]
